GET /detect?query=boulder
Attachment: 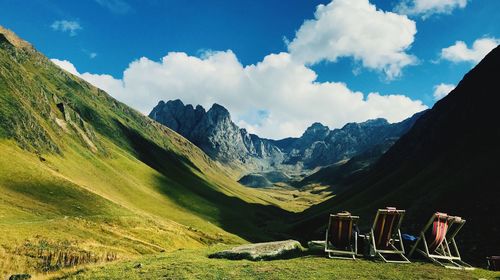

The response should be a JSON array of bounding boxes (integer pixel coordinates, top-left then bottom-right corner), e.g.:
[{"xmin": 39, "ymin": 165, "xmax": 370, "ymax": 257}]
[
  {"xmin": 209, "ymin": 240, "xmax": 304, "ymax": 261},
  {"xmin": 307, "ymin": 240, "xmax": 326, "ymax": 254}
]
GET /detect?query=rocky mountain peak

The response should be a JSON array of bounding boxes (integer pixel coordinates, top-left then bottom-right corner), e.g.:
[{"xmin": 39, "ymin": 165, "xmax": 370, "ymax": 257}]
[
  {"xmin": 206, "ymin": 103, "xmax": 231, "ymax": 122},
  {"xmin": 341, "ymin": 118, "xmax": 389, "ymax": 131},
  {"xmin": 361, "ymin": 118, "xmax": 389, "ymax": 127},
  {"xmin": 303, "ymin": 122, "xmax": 329, "ymax": 137},
  {"xmin": 149, "ymin": 100, "xmax": 282, "ymax": 167},
  {"xmin": 167, "ymin": 99, "xmax": 184, "ymax": 107}
]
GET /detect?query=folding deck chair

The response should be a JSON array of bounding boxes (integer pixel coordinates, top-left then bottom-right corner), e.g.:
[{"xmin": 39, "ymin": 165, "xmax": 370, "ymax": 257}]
[
  {"xmin": 408, "ymin": 212, "xmax": 473, "ymax": 270},
  {"xmin": 325, "ymin": 211, "xmax": 359, "ymax": 259},
  {"xmin": 369, "ymin": 207, "xmax": 410, "ymax": 263}
]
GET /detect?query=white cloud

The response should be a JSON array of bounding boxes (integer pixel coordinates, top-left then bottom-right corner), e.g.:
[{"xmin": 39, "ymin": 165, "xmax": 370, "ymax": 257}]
[
  {"xmin": 288, "ymin": 0, "xmax": 417, "ymax": 80},
  {"xmin": 50, "ymin": 52, "xmax": 427, "ymax": 139},
  {"xmin": 441, "ymin": 38, "xmax": 500, "ymax": 64},
  {"xmin": 50, "ymin": 20, "xmax": 82, "ymax": 36},
  {"xmin": 395, "ymin": 0, "xmax": 467, "ymax": 18},
  {"xmin": 89, "ymin": 52, "xmax": 97, "ymax": 59},
  {"xmin": 51, "ymin": 59, "xmax": 79, "ymax": 75},
  {"xmin": 433, "ymin": 83, "xmax": 455, "ymax": 100},
  {"xmin": 51, "ymin": 59, "xmax": 124, "ymax": 98}
]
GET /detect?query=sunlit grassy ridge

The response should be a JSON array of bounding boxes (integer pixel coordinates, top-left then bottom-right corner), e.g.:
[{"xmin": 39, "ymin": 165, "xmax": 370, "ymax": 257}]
[{"xmin": 0, "ymin": 26, "xmax": 297, "ymax": 277}]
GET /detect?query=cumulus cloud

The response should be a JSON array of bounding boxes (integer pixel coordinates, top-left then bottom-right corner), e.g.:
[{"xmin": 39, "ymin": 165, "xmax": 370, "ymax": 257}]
[
  {"xmin": 395, "ymin": 0, "xmax": 467, "ymax": 18},
  {"xmin": 50, "ymin": 20, "xmax": 82, "ymax": 36},
  {"xmin": 288, "ymin": 0, "xmax": 417, "ymax": 79},
  {"xmin": 50, "ymin": 52, "xmax": 427, "ymax": 139},
  {"xmin": 433, "ymin": 83, "xmax": 455, "ymax": 100},
  {"xmin": 441, "ymin": 38, "xmax": 500, "ymax": 64},
  {"xmin": 51, "ymin": 59, "xmax": 124, "ymax": 98}
]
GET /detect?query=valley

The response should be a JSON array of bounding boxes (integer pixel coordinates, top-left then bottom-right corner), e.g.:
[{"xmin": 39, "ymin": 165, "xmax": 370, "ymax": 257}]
[{"xmin": 1, "ymin": 9, "xmax": 499, "ymax": 278}]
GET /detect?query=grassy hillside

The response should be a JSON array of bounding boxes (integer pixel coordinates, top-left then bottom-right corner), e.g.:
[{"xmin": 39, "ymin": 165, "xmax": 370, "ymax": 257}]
[{"xmin": 0, "ymin": 26, "xmax": 294, "ymax": 277}]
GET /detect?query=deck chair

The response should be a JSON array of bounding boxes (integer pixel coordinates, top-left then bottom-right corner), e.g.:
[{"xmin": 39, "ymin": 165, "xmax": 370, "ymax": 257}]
[
  {"xmin": 369, "ymin": 207, "xmax": 410, "ymax": 263},
  {"xmin": 325, "ymin": 211, "xmax": 359, "ymax": 259},
  {"xmin": 408, "ymin": 212, "xmax": 473, "ymax": 270}
]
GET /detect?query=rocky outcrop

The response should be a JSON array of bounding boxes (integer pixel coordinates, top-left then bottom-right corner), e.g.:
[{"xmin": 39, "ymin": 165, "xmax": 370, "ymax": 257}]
[
  {"xmin": 238, "ymin": 174, "xmax": 273, "ymax": 188},
  {"xmin": 238, "ymin": 170, "xmax": 291, "ymax": 188},
  {"xmin": 209, "ymin": 240, "xmax": 304, "ymax": 260}
]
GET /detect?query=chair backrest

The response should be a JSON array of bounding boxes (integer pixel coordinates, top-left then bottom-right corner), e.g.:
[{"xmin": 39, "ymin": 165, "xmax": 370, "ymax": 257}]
[
  {"xmin": 445, "ymin": 215, "xmax": 466, "ymax": 241},
  {"xmin": 328, "ymin": 212, "xmax": 359, "ymax": 250},
  {"xmin": 426, "ymin": 212, "xmax": 450, "ymax": 252},
  {"xmin": 372, "ymin": 207, "xmax": 405, "ymax": 250}
]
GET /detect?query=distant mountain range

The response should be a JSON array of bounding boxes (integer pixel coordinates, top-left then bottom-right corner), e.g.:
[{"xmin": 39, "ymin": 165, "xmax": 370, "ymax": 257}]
[{"xmin": 149, "ymin": 99, "xmax": 424, "ymax": 184}]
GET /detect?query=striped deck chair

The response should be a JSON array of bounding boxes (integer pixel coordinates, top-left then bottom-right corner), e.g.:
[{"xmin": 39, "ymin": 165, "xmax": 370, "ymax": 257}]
[
  {"xmin": 325, "ymin": 211, "xmax": 359, "ymax": 259},
  {"xmin": 408, "ymin": 212, "xmax": 473, "ymax": 270},
  {"xmin": 369, "ymin": 207, "xmax": 410, "ymax": 263}
]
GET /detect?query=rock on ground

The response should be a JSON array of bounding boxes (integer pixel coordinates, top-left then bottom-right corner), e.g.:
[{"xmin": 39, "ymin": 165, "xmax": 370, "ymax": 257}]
[
  {"xmin": 307, "ymin": 240, "xmax": 326, "ymax": 254},
  {"xmin": 209, "ymin": 240, "xmax": 304, "ymax": 261}
]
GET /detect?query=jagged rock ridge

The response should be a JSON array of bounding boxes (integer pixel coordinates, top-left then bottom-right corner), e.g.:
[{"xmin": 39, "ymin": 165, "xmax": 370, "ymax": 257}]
[
  {"xmin": 149, "ymin": 99, "xmax": 424, "ymax": 176},
  {"xmin": 149, "ymin": 100, "xmax": 283, "ymax": 171}
]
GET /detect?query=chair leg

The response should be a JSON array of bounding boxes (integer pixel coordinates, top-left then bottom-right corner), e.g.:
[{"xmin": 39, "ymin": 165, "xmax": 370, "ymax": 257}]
[
  {"xmin": 328, "ymin": 251, "xmax": 356, "ymax": 260},
  {"xmin": 375, "ymin": 251, "xmax": 410, "ymax": 263}
]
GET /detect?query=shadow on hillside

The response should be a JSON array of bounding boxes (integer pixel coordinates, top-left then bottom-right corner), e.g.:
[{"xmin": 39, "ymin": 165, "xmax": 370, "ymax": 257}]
[{"xmin": 116, "ymin": 120, "xmax": 294, "ymax": 242}]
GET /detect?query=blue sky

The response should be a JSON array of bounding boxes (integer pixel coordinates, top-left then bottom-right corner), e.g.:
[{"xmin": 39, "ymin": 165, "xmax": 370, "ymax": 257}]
[{"xmin": 1, "ymin": 0, "xmax": 499, "ymax": 138}]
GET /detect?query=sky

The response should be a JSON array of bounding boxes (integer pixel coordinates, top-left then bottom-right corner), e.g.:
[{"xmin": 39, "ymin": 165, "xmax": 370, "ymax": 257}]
[{"xmin": 1, "ymin": 0, "xmax": 499, "ymax": 139}]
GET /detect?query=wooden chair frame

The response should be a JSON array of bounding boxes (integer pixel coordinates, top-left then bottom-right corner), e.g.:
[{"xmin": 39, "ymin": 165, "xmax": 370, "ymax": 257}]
[
  {"xmin": 325, "ymin": 212, "xmax": 359, "ymax": 260},
  {"xmin": 409, "ymin": 213, "xmax": 473, "ymax": 270},
  {"xmin": 369, "ymin": 208, "xmax": 410, "ymax": 263}
]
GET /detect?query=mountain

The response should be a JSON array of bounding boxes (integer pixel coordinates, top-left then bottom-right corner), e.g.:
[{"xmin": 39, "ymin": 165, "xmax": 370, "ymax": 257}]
[
  {"xmin": 293, "ymin": 45, "xmax": 500, "ymax": 263},
  {"xmin": 276, "ymin": 113, "xmax": 424, "ymax": 169},
  {"xmin": 0, "ymin": 26, "xmax": 291, "ymax": 277},
  {"xmin": 149, "ymin": 100, "xmax": 422, "ymax": 180},
  {"xmin": 149, "ymin": 100, "xmax": 283, "ymax": 172}
]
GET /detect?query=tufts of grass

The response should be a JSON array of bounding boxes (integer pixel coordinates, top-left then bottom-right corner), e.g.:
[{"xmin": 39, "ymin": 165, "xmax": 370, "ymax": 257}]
[{"xmin": 14, "ymin": 239, "xmax": 117, "ymax": 272}]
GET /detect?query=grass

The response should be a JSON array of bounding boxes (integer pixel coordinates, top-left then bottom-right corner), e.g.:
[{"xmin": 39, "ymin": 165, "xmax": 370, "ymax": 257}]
[
  {"xmin": 52, "ymin": 246, "xmax": 500, "ymax": 280},
  {"xmin": 256, "ymin": 184, "xmax": 333, "ymax": 212}
]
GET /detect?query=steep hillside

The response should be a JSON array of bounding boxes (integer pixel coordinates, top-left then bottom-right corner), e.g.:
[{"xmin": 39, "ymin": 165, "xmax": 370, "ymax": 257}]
[
  {"xmin": 0, "ymin": 26, "xmax": 290, "ymax": 277},
  {"xmin": 293, "ymin": 45, "xmax": 500, "ymax": 263}
]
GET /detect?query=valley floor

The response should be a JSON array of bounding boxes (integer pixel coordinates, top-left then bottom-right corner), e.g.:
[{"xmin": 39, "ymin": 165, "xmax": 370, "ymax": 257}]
[{"xmin": 52, "ymin": 246, "xmax": 499, "ymax": 280}]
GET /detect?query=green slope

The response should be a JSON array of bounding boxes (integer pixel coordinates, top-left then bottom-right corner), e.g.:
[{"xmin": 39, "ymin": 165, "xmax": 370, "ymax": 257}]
[{"xmin": 0, "ymin": 26, "xmax": 291, "ymax": 277}]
